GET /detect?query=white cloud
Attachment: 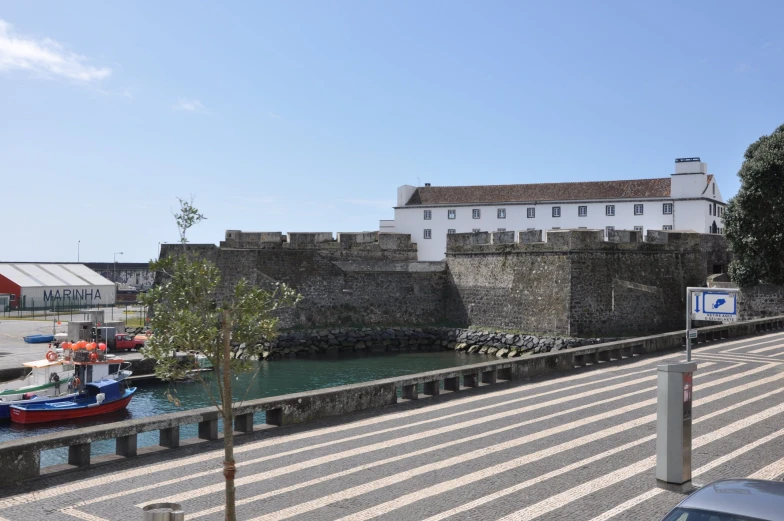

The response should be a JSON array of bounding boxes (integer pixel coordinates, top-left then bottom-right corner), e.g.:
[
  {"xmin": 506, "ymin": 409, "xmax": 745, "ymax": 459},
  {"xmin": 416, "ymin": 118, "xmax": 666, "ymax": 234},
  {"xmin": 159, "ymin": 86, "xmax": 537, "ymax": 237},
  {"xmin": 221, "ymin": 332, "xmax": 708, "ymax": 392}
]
[
  {"xmin": 0, "ymin": 19, "xmax": 111, "ymax": 82},
  {"xmin": 173, "ymin": 98, "xmax": 205, "ymax": 112}
]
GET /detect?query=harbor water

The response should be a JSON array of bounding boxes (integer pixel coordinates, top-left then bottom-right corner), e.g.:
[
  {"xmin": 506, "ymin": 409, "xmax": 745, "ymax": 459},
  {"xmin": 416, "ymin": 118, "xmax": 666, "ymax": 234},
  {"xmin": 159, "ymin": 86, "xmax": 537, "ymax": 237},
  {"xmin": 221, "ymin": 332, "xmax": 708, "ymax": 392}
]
[{"xmin": 0, "ymin": 349, "xmax": 490, "ymax": 466}]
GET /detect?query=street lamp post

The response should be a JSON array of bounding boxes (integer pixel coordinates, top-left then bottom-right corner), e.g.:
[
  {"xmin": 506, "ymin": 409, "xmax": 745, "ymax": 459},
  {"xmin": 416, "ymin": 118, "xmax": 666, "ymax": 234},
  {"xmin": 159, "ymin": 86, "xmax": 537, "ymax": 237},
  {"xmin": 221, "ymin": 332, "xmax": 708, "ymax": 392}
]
[
  {"xmin": 78, "ymin": 240, "xmax": 80, "ymax": 263},
  {"xmin": 113, "ymin": 252, "xmax": 123, "ymax": 320}
]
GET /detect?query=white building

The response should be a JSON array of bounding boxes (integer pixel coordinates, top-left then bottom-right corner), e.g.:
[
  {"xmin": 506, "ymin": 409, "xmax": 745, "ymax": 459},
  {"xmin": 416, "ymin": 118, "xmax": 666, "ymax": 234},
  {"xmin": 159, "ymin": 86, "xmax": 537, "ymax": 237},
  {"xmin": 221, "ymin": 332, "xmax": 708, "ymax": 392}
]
[{"xmin": 381, "ymin": 158, "xmax": 726, "ymax": 261}]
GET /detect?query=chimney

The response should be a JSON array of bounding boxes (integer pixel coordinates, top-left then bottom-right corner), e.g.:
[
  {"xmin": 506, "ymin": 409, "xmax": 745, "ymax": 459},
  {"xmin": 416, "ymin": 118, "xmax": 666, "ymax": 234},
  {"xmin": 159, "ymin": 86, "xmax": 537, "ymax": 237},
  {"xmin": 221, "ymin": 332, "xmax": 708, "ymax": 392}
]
[{"xmin": 424, "ymin": 183, "xmax": 431, "ymax": 187}]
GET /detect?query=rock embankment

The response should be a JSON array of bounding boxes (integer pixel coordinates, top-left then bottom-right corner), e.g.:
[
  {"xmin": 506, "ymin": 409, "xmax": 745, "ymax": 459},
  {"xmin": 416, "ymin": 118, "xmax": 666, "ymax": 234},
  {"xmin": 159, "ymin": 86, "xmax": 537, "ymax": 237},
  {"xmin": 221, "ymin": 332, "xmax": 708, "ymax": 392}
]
[{"xmin": 257, "ymin": 327, "xmax": 615, "ymax": 360}]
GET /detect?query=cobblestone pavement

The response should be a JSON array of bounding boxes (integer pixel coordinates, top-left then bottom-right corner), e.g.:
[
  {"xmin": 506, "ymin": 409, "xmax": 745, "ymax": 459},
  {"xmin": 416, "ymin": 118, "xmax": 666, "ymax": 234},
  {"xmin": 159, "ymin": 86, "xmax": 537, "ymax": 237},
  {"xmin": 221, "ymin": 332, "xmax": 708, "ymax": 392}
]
[{"xmin": 1, "ymin": 332, "xmax": 783, "ymax": 520}]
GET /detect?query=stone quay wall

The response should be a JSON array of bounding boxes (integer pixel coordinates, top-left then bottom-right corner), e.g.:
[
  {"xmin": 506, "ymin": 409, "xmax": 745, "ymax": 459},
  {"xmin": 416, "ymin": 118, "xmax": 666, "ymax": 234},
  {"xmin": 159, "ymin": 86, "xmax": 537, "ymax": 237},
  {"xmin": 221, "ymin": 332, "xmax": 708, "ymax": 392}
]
[{"xmin": 260, "ymin": 327, "xmax": 615, "ymax": 360}]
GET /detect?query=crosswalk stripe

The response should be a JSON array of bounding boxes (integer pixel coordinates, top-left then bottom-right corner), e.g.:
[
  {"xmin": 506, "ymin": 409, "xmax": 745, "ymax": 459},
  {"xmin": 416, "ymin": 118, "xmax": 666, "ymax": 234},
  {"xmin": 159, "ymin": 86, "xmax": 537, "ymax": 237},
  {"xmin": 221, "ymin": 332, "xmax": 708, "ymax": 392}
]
[
  {"xmin": 584, "ymin": 427, "xmax": 784, "ymax": 521},
  {"xmin": 228, "ymin": 363, "xmax": 779, "ymax": 521},
  {"xmin": 495, "ymin": 403, "xmax": 784, "ymax": 521},
  {"xmin": 749, "ymin": 342, "xmax": 784, "ymax": 354},
  {"xmin": 60, "ymin": 507, "xmax": 110, "ymax": 521},
  {"xmin": 702, "ymin": 333, "xmax": 784, "ymax": 353},
  {"xmin": 748, "ymin": 456, "xmax": 784, "ymax": 480},
  {"xmin": 0, "ymin": 348, "xmax": 681, "ymax": 509},
  {"xmin": 695, "ymin": 352, "xmax": 784, "ymax": 364}
]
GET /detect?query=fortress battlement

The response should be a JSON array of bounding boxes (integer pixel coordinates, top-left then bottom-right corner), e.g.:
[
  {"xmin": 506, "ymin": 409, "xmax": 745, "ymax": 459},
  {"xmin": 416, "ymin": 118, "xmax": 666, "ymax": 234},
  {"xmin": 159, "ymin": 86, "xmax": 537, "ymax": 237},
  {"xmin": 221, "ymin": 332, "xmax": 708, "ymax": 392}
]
[
  {"xmin": 446, "ymin": 229, "xmax": 717, "ymax": 254},
  {"xmin": 221, "ymin": 230, "xmax": 416, "ymax": 252}
]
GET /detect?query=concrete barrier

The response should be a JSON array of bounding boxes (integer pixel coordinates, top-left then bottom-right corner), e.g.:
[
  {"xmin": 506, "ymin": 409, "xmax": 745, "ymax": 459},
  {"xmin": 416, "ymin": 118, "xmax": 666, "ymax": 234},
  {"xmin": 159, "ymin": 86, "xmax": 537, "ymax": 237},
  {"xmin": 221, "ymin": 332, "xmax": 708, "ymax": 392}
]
[{"xmin": 1, "ymin": 314, "xmax": 782, "ymax": 486}]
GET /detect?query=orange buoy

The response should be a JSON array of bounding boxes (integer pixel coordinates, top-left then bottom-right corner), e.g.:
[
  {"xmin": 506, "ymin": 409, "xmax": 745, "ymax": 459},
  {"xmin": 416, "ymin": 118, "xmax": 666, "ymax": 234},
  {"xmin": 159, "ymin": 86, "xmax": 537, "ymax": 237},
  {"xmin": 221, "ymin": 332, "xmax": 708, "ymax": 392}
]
[
  {"xmin": 86, "ymin": 342, "xmax": 96, "ymax": 351},
  {"xmin": 98, "ymin": 343, "xmax": 107, "ymax": 351},
  {"xmin": 89, "ymin": 352, "xmax": 99, "ymax": 362},
  {"xmin": 46, "ymin": 350, "xmax": 58, "ymax": 362},
  {"xmin": 77, "ymin": 341, "xmax": 87, "ymax": 349}
]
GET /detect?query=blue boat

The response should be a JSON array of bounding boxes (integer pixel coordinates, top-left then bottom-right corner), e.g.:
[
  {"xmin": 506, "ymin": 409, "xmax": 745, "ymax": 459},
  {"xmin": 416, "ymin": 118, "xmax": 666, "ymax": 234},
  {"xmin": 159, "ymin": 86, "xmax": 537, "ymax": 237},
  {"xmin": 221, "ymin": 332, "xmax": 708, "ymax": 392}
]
[
  {"xmin": 10, "ymin": 380, "xmax": 136, "ymax": 424},
  {"xmin": 0, "ymin": 394, "xmax": 74, "ymax": 420},
  {"xmin": 23, "ymin": 334, "xmax": 55, "ymax": 344}
]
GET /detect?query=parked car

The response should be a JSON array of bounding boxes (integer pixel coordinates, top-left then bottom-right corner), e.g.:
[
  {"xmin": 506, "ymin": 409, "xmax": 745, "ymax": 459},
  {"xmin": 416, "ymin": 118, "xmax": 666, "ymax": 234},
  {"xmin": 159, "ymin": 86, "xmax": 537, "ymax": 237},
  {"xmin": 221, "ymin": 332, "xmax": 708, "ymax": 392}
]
[{"xmin": 659, "ymin": 479, "xmax": 784, "ymax": 521}]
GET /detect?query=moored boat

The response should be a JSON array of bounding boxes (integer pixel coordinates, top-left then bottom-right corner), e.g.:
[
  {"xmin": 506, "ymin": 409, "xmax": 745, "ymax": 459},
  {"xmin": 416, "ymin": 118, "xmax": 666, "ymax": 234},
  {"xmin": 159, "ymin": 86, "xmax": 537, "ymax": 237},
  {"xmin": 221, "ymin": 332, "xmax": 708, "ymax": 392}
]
[
  {"xmin": 10, "ymin": 380, "xmax": 136, "ymax": 424},
  {"xmin": 23, "ymin": 334, "xmax": 55, "ymax": 344},
  {"xmin": 0, "ymin": 347, "xmax": 132, "ymax": 420}
]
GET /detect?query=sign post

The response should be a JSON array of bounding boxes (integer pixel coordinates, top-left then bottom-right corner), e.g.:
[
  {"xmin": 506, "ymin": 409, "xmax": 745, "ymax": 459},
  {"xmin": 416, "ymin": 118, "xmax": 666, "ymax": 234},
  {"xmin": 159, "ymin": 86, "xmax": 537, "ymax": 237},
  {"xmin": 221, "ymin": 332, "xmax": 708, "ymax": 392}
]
[{"xmin": 685, "ymin": 287, "xmax": 739, "ymax": 361}]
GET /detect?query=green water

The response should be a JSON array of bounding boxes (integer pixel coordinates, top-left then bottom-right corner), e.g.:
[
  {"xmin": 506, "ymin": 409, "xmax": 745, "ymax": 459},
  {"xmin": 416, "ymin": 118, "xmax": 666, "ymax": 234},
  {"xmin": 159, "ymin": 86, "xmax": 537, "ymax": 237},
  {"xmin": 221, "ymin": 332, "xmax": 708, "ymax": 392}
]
[{"xmin": 0, "ymin": 349, "xmax": 490, "ymax": 466}]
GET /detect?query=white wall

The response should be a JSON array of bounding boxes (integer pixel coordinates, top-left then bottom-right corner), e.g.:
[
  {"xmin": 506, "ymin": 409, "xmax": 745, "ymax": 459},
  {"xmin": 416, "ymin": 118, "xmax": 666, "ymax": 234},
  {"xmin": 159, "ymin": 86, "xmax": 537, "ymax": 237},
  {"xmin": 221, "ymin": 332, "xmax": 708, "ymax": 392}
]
[
  {"xmin": 671, "ymin": 173, "xmax": 708, "ymax": 198},
  {"xmin": 393, "ymin": 200, "xmax": 687, "ymax": 261}
]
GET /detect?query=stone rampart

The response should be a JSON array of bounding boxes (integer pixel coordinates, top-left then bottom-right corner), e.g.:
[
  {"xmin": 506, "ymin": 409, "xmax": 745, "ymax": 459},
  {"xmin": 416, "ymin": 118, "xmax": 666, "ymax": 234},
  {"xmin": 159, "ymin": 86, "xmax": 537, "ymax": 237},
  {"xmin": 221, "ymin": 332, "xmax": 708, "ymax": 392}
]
[
  {"xmin": 162, "ymin": 232, "xmax": 443, "ymax": 329},
  {"xmin": 445, "ymin": 229, "xmax": 729, "ymax": 337},
  {"xmin": 739, "ymin": 284, "xmax": 784, "ymax": 320}
]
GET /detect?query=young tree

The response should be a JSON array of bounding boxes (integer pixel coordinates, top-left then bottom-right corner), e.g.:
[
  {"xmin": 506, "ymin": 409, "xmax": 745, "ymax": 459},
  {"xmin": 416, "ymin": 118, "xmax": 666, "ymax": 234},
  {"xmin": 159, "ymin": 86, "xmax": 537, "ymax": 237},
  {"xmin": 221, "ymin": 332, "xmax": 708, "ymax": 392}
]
[
  {"xmin": 142, "ymin": 199, "xmax": 299, "ymax": 521},
  {"xmin": 725, "ymin": 124, "xmax": 784, "ymax": 286}
]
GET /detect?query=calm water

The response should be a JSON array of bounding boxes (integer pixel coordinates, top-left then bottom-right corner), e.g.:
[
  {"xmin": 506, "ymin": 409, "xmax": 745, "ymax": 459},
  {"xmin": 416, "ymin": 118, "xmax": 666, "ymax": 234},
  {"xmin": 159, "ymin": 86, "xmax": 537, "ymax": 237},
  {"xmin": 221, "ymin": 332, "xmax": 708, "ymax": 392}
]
[{"xmin": 0, "ymin": 349, "xmax": 490, "ymax": 466}]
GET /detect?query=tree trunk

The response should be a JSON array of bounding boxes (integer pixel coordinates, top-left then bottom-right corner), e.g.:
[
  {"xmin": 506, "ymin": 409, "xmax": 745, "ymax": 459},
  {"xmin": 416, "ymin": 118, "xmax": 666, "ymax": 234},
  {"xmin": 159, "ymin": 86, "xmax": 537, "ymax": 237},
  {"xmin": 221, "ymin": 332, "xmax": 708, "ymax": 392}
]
[{"xmin": 222, "ymin": 314, "xmax": 237, "ymax": 521}]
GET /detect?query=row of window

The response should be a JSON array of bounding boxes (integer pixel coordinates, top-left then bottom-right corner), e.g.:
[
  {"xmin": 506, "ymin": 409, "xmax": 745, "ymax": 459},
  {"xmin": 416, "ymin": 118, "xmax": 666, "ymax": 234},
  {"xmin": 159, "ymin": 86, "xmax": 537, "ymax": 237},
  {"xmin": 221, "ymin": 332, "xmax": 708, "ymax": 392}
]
[
  {"xmin": 424, "ymin": 225, "xmax": 674, "ymax": 239},
  {"xmin": 424, "ymin": 203, "xmax": 676, "ymax": 220}
]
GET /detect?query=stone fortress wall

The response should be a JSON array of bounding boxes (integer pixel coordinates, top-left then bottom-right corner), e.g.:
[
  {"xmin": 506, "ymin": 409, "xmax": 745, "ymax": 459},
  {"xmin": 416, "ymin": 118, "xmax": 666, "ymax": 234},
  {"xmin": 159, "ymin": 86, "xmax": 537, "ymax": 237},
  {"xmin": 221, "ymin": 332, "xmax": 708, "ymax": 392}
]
[
  {"xmin": 445, "ymin": 228, "xmax": 730, "ymax": 337},
  {"xmin": 158, "ymin": 227, "xmax": 736, "ymax": 338}
]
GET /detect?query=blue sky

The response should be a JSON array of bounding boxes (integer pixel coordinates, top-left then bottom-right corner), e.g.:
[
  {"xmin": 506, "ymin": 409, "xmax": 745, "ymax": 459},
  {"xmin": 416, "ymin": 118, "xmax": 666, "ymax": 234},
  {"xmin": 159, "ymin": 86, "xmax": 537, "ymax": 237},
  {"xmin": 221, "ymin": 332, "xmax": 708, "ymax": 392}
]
[{"xmin": 1, "ymin": 1, "xmax": 782, "ymax": 262}]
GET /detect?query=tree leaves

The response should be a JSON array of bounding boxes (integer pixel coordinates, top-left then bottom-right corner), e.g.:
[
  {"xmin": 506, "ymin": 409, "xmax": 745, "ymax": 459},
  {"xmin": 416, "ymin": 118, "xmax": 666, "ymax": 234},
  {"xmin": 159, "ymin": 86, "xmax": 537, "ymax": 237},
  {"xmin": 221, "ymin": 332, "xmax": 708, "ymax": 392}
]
[{"xmin": 725, "ymin": 124, "xmax": 784, "ymax": 286}]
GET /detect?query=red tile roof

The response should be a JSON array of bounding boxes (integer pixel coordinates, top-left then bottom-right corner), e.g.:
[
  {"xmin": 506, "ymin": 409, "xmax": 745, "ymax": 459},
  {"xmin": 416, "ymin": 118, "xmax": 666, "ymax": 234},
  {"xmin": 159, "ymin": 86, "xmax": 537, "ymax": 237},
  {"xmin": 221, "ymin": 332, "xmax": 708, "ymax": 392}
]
[{"xmin": 404, "ymin": 178, "xmax": 673, "ymax": 206}]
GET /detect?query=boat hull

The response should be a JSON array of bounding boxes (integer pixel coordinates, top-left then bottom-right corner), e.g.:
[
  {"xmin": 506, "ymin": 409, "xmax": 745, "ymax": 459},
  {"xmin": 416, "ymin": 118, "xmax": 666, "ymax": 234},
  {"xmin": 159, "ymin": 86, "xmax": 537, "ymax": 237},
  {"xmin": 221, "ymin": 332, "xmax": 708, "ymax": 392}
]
[
  {"xmin": 10, "ymin": 392, "xmax": 135, "ymax": 424},
  {"xmin": 0, "ymin": 394, "xmax": 74, "ymax": 419},
  {"xmin": 23, "ymin": 335, "xmax": 55, "ymax": 344}
]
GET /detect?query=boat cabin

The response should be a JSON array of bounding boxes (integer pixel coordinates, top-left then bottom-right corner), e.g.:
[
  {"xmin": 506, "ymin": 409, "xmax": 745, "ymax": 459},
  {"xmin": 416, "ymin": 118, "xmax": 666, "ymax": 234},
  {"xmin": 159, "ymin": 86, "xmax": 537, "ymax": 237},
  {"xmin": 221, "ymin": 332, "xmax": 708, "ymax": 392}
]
[
  {"xmin": 21, "ymin": 360, "xmax": 73, "ymax": 387},
  {"xmin": 74, "ymin": 360, "xmax": 125, "ymax": 384},
  {"xmin": 84, "ymin": 380, "xmax": 123, "ymax": 402}
]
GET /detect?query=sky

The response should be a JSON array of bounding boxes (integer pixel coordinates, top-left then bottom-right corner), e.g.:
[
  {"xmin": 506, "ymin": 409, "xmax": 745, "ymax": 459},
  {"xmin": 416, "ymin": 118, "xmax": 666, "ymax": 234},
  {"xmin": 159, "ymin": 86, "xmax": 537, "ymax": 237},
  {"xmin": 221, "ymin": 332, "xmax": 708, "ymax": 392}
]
[{"xmin": 1, "ymin": 1, "xmax": 783, "ymax": 262}]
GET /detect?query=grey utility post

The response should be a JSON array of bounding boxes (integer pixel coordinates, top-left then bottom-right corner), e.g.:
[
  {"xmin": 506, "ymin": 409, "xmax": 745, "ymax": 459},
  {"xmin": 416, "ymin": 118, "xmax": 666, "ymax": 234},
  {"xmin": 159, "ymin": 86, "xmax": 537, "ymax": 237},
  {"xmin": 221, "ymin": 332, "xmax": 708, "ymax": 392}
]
[{"xmin": 656, "ymin": 361, "xmax": 697, "ymax": 486}]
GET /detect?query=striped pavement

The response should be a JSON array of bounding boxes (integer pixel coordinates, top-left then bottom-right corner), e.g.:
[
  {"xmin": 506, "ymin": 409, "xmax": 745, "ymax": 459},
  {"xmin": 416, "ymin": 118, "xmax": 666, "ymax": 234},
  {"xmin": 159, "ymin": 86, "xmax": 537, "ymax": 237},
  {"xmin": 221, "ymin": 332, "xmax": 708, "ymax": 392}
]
[{"xmin": 0, "ymin": 332, "xmax": 783, "ymax": 520}]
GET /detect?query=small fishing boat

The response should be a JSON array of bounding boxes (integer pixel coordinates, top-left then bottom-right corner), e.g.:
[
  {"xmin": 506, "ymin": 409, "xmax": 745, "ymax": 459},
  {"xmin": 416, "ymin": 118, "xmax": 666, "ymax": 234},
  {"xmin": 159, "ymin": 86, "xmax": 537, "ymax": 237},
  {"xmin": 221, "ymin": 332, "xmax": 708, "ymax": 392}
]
[
  {"xmin": 0, "ymin": 347, "xmax": 132, "ymax": 420},
  {"xmin": 10, "ymin": 380, "xmax": 136, "ymax": 424},
  {"xmin": 23, "ymin": 334, "xmax": 55, "ymax": 344}
]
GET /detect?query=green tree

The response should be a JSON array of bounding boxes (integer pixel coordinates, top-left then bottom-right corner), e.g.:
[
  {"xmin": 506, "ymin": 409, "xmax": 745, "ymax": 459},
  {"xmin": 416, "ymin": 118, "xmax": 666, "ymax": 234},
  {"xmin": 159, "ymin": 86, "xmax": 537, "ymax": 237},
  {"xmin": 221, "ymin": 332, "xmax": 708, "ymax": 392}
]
[
  {"xmin": 142, "ymin": 198, "xmax": 299, "ymax": 521},
  {"xmin": 725, "ymin": 124, "xmax": 784, "ymax": 287}
]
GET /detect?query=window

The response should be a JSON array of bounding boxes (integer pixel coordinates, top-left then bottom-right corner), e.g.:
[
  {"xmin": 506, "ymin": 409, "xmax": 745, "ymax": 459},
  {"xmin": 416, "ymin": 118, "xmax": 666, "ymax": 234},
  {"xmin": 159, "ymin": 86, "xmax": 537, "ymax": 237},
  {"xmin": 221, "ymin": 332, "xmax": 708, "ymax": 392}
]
[
  {"xmin": 527, "ymin": 208, "xmax": 535, "ymax": 218},
  {"xmin": 423, "ymin": 229, "xmax": 431, "ymax": 239},
  {"xmin": 578, "ymin": 206, "xmax": 587, "ymax": 217},
  {"xmin": 447, "ymin": 209, "xmax": 456, "ymax": 220},
  {"xmin": 497, "ymin": 208, "xmax": 506, "ymax": 219},
  {"xmin": 9, "ymin": 294, "xmax": 15, "ymax": 302},
  {"xmin": 447, "ymin": 229, "xmax": 456, "ymax": 234},
  {"xmin": 663, "ymin": 225, "xmax": 673, "ymax": 231},
  {"xmin": 605, "ymin": 226, "xmax": 614, "ymax": 238},
  {"xmin": 497, "ymin": 228, "xmax": 506, "ymax": 232},
  {"xmin": 712, "ymin": 183, "xmax": 715, "ymax": 195},
  {"xmin": 424, "ymin": 210, "xmax": 432, "ymax": 220},
  {"xmin": 634, "ymin": 204, "xmax": 644, "ymax": 215},
  {"xmin": 606, "ymin": 205, "xmax": 615, "ymax": 216},
  {"xmin": 663, "ymin": 203, "xmax": 673, "ymax": 215},
  {"xmin": 634, "ymin": 226, "xmax": 643, "ymax": 233},
  {"xmin": 552, "ymin": 206, "xmax": 561, "ymax": 217},
  {"xmin": 472, "ymin": 228, "xmax": 480, "ymax": 233},
  {"xmin": 472, "ymin": 209, "xmax": 481, "ymax": 219},
  {"xmin": 708, "ymin": 203, "xmax": 712, "ymax": 216}
]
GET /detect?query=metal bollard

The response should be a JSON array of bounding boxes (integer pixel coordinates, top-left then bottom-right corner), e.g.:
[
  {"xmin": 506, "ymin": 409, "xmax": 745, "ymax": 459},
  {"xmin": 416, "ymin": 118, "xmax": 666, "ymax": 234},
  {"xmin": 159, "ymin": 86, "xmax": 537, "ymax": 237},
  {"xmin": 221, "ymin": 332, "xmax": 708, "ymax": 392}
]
[{"xmin": 142, "ymin": 503, "xmax": 186, "ymax": 520}]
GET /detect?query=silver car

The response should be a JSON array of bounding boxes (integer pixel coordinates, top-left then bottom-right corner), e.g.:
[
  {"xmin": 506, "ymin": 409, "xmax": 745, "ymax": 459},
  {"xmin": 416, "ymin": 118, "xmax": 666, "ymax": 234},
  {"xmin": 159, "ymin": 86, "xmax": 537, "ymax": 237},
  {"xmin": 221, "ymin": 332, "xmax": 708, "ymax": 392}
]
[{"xmin": 660, "ymin": 479, "xmax": 784, "ymax": 521}]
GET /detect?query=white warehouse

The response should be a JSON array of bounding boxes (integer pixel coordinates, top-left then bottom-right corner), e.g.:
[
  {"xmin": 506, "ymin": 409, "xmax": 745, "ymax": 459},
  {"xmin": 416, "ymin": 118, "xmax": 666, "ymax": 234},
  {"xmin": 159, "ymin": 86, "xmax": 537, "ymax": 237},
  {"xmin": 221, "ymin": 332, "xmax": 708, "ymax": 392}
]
[
  {"xmin": 0, "ymin": 263, "xmax": 116, "ymax": 310},
  {"xmin": 381, "ymin": 158, "xmax": 726, "ymax": 261}
]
